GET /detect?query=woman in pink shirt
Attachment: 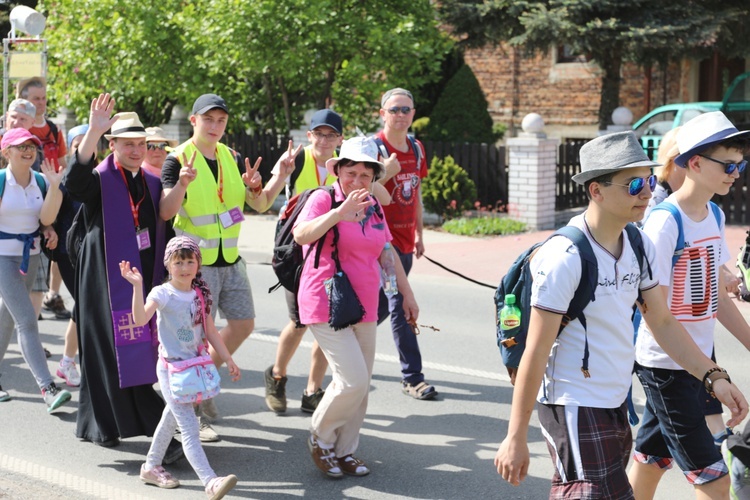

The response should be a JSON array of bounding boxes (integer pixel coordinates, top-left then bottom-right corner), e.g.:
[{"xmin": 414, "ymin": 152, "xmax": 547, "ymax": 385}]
[{"xmin": 294, "ymin": 137, "xmax": 419, "ymax": 479}]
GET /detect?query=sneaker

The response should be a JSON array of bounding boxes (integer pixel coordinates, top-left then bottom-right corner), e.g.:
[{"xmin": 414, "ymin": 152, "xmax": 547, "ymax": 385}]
[
  {"xmin": 200, "ymin": 398, "xmax": 220, "ymax": 420},
  {"xmin": 723, "ymin": 440, "xmax": 750, "ymax": 500},
  {"xmin": 199, "ymin": 417, "xmax": 220, "ymax": 442},
  {"xmin": 205, "ymin": 474, "xmax": 237, "ymax": 500},
  {"xmin": 714, "ymin": 427, "xmax": 734, "ymax": 448},
  {"xmin": 140, "ymin": 464, "xmax": 180, "ymax": 489},
  {"xmin": 43, "ymin": 293, "xmax": 71, "ymax": 320},
  {"xmin": 0, "ymin": 384, "xmax": 10, "ymax": 402},
  {"xmin": 301, "ymin": 388, "xmax": 325, "ymax": 414},
  {"xmin": 264, "ymin": 365, "xmax": 287, "ymax": 413},
  {"xmin": 42, "ymin": 383, "xmax": 71, "ymax": 412},
  {"xmin": 56, "ymin": 361, "xmax": 81, "ymax": 387},
  {"xmin": 308, "ymin": 435, "xmax": 343, "ymax": 479}
]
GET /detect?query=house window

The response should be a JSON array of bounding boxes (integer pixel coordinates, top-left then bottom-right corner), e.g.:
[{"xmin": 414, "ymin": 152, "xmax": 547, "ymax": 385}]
[{"xmin": 556, "ymin": 45, "xmax": 588, "ymax": 64}]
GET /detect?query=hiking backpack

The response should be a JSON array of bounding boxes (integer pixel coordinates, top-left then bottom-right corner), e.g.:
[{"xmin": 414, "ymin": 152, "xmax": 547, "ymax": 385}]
[
  {"xmin": 0, "ymin": 169, "xmax": 47, "ymax": 199},
  {"xmin": 372, "ymin": 135, "xmax": 423, "ymax": 167},
  {"xmin": 494, "ymin": 224, "xmax": 649, "ymax": 377},
  {"xmin": 268, "ymin": 185, "xmax": 339, "ymax": 294}
]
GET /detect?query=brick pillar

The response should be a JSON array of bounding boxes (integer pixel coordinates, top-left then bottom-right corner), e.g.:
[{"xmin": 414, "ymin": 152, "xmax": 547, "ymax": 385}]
[{"xmin": 506, "ymin": 113, "xmax": 559, "ymax": 230}]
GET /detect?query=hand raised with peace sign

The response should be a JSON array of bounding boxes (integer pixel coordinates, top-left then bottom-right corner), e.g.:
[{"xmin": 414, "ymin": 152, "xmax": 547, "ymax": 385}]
[
  {"xmin": 278, "ymin": 140, "xmax": 303, "ymax": 179},
  {"xmin": 178, "ymin": 150, "xmax": 198, "ymax": 187},
  {"xmin": 242, "ymin": 156, "xmax": 263, "ymax": 191}
]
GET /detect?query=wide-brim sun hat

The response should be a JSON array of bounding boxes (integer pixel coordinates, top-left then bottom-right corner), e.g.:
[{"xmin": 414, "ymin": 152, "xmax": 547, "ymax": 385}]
[
  {"xmin": 104, "ymin": 112, "xmax": 148, "ymax": 140},
  {"xmin": 571, "ymin": 131, "xmax": 661, "ymax": 185},
  {"xmin": 674, "ymin": 111, "xmax": 750, "ymax": 167},
  {"xmin": 15, "ymin": 76, "xmax": 46, "ymax": 99},
  {"xmin": 145, "ymin": 126, "xmax": 177, "ymax": 147},
  {"xmin": 1, "ymin": 127, "xmax": 42, "ymax": 149},
  {"xmin": 325, "ymin": 137, "xmax": 385, "ymax": 180}
]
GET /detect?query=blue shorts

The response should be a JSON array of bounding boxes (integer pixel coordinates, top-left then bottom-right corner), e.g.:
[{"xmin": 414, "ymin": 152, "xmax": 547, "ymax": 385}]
[{"xmin": 633, "ymin": 363, "xmax": 727, "ymax": 484}]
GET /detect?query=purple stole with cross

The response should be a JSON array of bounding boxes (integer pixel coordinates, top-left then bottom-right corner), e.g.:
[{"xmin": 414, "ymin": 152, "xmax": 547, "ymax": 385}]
[{"xmin": 97, "ymin": 155, "xmax": 165, "ymax": 388}]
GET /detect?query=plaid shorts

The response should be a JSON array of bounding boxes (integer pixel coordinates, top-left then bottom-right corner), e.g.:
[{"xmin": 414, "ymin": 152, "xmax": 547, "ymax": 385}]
[
  {"xmin": 201, "ymin": 258, "xmax": 255, "ymax": 321},
  {"xmin": 538, "ymin": 402, "xmax": 634, "ymax": 500}
]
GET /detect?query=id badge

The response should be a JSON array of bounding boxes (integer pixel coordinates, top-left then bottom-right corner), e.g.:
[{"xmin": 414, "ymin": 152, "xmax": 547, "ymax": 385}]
[
  {"xmin": 136, "ymin": 228, "xmax": 151, "ymax": 250},
  {"xmin": 218, "ymin": 207, "xmax": 245, "ymax": 228}
]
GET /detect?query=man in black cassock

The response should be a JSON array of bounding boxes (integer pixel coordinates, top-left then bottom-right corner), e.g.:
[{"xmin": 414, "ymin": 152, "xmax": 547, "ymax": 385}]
[{"xmin": 63, "ymin": 94, "xmax": 179, "ymax": 460}]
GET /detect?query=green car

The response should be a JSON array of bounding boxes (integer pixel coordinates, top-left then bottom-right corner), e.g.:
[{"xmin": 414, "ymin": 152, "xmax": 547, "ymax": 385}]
[{"xmin": 633, "ymin": 71, "xmax": 750, "ymax": 159}]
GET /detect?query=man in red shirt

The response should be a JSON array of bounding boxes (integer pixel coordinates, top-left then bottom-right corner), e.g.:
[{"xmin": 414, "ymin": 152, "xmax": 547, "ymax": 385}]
[{"xmin": 375, "ymin": 88, "xmax": 436, "ymax": 400}]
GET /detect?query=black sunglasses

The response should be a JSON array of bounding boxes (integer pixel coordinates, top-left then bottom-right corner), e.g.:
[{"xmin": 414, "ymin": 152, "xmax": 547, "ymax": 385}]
[
  {"xmin": 386, "ymin": 106, "xmax": 413, "ymax": 115},
  {"xmin": 697, "ymin": 154, "xmax": 748, "ymax": 174},
  {"xmin": 603, "ymin": 174, "xmax": 657, "ymax": 196},
  {"xmin": 147, "ymin": 143, "xmax": 169, "ymax": 151}
]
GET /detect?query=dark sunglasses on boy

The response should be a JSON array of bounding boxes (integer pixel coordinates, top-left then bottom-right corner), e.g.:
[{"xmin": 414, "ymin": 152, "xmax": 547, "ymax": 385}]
[
  {"xmin": 147, "ymin": 143, "xmax": 169, "ymax": 151},
  {"xmin": 603, "ymin": 174, "xmax": 657, "ymax": 196},
  {"xmin": 697, "ymin": 154, "xmax": 748, "ymax": 174},
  {"xmin": 386, "ymin": 106, "xmax": 413, "ymax": 115}
]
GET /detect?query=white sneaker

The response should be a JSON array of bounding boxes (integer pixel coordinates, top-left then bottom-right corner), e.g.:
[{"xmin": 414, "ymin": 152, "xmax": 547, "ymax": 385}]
[
  {"xmin": 199, "ymin": 417, "xmax": 220, "ymax": 442},
  {"xmin": 56, "ymin": 362, "xmax": 81, "ymax": 387}
]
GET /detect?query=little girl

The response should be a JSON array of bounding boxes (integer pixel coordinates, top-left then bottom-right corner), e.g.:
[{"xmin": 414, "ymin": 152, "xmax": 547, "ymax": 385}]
[{"xmin": 121, "ymin": 236, "xmax": 240, "ymax": 499}]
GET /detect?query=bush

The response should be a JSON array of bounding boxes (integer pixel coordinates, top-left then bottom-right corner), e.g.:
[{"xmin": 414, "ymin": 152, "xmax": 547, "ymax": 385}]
[
  {"xmin": 411, "ymin": 117, "xmax": 430, "ymax": 138},
  {"xmin": 422, "ymin": 155, "xmax": 477, "ymax": 219},
  {"xmin": 442, "ymin": 217, "xmax": 526, "ymax": 236},
  {"xmin": 425, "ymin": 65, "xmax": 496, "ymax": 144}
]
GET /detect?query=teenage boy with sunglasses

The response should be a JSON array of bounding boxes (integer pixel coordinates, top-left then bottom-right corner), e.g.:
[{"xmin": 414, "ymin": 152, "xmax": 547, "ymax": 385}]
[
  {"xmin": 495, "ymin": 131, "xmax": 748, "ymax": 498},
  {"xmin": 629, "ymin": 111, "xmax": 750, "ymax": 499}
]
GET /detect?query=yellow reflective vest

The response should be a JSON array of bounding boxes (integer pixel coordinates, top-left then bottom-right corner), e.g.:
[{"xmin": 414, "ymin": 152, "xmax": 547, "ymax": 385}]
[
  {"xmin": 292, "ymin": 145, "xmax": 336, "ymax": 196},
  {"xmin": 171, "ymin": 141, "xmax": 245, "ymax": 265}
]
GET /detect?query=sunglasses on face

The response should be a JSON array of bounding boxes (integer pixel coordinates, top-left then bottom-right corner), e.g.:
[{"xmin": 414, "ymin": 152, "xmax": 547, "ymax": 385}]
[
  {"xmin": 147, "ymin": 143, "xmax": 169, "ymax": 151},
  {"xmin": 11, "ymin": 144, "xmax": 36, "ymax": 153},
  {"xmin": 697, "ymin": 154, "xmax": 748, "ymax": 174},
  {"xmin": 386, "ymin": 106, "xmax": 413, "ymax": 115},
  {"xmin": 603, "ymin": 174, "xmax": 657, "ymax": 196}
]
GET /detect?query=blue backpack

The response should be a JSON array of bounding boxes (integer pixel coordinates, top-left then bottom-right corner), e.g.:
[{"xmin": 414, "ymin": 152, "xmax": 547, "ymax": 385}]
[
  {"xmin": 495, "ymin": 224, "xmax": 649, "ymax": 377},
  {"xmin": 0, "ymin": 169, "xmax": 47, "ymax": 199}
]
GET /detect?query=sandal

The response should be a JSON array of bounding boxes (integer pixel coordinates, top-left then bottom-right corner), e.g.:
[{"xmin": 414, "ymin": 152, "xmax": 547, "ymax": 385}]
[
  {"xmin": 402, "ymin": 381, "xmax": 438, "ymax": 400},
  {"xmin": 308, "ymin": 436, "xmax": 343, "ymax": 479},
  {"xmin": 339, "ymin": 454, "xmax": 370, "ymax": 476}
]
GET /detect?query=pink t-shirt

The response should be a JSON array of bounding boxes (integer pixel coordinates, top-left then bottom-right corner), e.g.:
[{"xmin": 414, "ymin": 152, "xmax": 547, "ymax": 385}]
[{"xmin": 295, "ymin": 182, "xmax": 392, "ymax": 325}]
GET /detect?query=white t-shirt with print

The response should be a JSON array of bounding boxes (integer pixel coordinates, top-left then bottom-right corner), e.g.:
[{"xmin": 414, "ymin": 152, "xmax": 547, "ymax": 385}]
[
  {"xmin": 635, "ymin": 196, "xmax": 729, "ymax": 370},
  {"xmin": 147, "ymin": 283, "xmax": 205, "ymax": 362},
  {"xmin": 531, "ymin": 214, "xmax": 659, "ymax": 408}
]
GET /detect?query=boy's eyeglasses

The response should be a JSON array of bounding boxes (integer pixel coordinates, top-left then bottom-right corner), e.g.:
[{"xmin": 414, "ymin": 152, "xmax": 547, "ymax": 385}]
[
  {"xmin": 147, "ymin": 143, "xmax": 169, "ymax": 151},
  {"xmin": 697, "ymin": 154, "xmax": 748, "ymax": 174},
  {"xmin": 603, "ymin": 174, "xmax": 657, "ymax": 196},
  {"xmin": 11, "ymin": 144, "xmax": 36, "ymax": 153},
  {"xmin": 386, "ymin": 106, "xmax": 413, "ymax": 115},
  {"xmin": 311, "ymin": 131, "xmax": 340, "ymax": 141}
]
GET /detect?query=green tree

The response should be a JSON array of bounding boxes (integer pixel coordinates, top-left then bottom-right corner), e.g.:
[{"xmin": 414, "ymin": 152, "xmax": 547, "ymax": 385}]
[
  {"xmin": 38, "ymin": 0, "xmax": 451, "ymax": 134},
  {"xmin": 422, "ymin": 155, "xmax": 477, "ymax": 219},
  {"xmin": 440, "ymin": 1, "xmax": 750, "ymax": 129},
  {"xmin": 425, "ymin": 64, "xmax": 496, "ymax": 143}
]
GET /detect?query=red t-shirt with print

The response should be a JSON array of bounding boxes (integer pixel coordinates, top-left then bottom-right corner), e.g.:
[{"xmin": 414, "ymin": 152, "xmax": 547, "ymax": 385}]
[{"xmin": 375, "ymin": 131, "xmax": 427, "ymax": 254}]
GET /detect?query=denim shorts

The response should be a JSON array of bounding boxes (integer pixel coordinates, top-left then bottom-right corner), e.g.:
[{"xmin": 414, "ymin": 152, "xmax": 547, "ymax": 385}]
[{"xmin": 633, "ymin": 363, "xmax": 726, "ymax": 484}]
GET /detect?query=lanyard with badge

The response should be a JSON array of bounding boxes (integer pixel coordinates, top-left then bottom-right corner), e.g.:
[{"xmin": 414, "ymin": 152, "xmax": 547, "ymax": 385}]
[
  {"xmin": 116, "ymin": 160, "xmax": 151, "ymax": 250},
  {"xmin": 216, "ymin": 151, "xmax": 245, "ymax": 228}
]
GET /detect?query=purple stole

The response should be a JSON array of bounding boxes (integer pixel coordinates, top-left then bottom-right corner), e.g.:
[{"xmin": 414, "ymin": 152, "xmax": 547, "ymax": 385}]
[{"xmin": 97, "ymin": 155, "xmax": 166, "ymax": 388}]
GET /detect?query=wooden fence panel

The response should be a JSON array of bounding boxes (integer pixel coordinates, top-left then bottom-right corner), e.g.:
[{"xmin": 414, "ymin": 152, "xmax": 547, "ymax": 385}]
[{"xmin": 556, "ymin": 139, "xmax": 588, "ymax": 210}]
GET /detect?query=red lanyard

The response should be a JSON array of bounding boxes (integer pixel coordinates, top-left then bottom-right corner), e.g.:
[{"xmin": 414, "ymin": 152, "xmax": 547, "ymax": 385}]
[
  {"xmin": 216, "ymin": 149, "xmax": 226, "ymax": 204},
  {"xmin": 116, "ymin": 160, "xmax": 146, "ymax": 229}
]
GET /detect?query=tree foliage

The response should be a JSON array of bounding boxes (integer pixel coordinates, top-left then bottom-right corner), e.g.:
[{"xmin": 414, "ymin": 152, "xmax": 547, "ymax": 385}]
[
  {"xmin": 440, "ymin": 0, "xmax": 750, "ymax": 129},
  {"xmin": 425, "ymin": 65, "xmax": 496, "ymax": 143},
  {"xmin": 38, "ymin": 0, "xmax": 451, "ymax": 134}
]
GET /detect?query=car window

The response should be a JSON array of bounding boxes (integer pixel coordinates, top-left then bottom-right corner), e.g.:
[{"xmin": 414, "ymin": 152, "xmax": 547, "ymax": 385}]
[
  {"xmin": 634, "ymin": 111, "xmax": 677, "ymax": 138},
  {"xmin": 680, "ymin": 109, "xmax": 705, "ymax": 125}
]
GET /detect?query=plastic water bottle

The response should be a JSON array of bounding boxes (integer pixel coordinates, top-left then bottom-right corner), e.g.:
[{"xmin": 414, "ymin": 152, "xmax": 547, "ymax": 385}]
[
  {"xmin": 380, "ymin": 243, "xmax": 398, "ymax": 297},
  {"xmin": 499, "ymin": 294, "xmax": 521, "ymax": 347}
]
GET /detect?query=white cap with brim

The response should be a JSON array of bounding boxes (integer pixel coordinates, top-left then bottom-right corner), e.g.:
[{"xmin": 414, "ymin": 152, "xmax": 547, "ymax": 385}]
[
  {"xmin": 571, "ymin": 131, "xmax": 661, "ymax": 185},
  {"xmin": 674, "ymin": 111, "xmax": 750, "ymax": 167},
  {"xmin": 326, "ymin": 137, "xmax": 385, "ymax": 180}
]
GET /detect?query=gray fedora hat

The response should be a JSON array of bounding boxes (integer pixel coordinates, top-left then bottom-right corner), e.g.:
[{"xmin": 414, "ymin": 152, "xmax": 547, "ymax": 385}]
[{"xmin": 572, "ymin": 131, "xmax": 661, "ymax": 185}]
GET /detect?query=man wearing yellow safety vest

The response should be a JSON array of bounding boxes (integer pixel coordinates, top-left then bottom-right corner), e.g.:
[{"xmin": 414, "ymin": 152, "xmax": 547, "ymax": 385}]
[{"xmin": 160, "ymin": 94, "xmax": 295, "ymax": 440}]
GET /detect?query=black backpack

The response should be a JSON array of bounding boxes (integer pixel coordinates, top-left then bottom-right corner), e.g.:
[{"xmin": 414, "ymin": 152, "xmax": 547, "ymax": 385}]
[
  {"xmin": 494, "ymin": 223, "xmax": 650, "ymax": 377},
  {"xmin": 268, "ymin": 185, "xmax": 339, "ymax": 294}
]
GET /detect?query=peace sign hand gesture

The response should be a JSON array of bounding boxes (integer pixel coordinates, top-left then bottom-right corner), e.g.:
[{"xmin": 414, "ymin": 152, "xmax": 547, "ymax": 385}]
[
  {"xmin": 88, "ymin": 93, "xmax": 118, "ymax": 137},
  {"xmin": 242, "ymin": 156, "xmax": 263, "ymax": 191},
  {"xmin": 178, "ymin": 150, "xmax": 198, "ymax": 187},
  {"xmin": 278, "ymin": 140, "xmax": 303, "ymax": 179}
]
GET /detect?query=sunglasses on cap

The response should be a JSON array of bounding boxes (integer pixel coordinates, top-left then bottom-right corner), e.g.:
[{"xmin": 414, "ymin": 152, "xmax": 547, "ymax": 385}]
[
  {"xmin": 147, "ymin": 143, "xmax": 169, "ymax": 151},
  {"xmin": 386, "ymin": 106, "xmax": 413, "ymax": 115},
  {"xmin": 697, "ymin": 154, "xmax": 748, "ymax": 174},
  {"xmin": 602, "ymin": 174, "xmax": 657, "ymax": 196}
]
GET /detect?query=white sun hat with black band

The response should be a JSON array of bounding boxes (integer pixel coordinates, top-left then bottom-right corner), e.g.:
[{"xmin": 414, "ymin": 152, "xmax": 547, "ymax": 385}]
[
  {"xmin": 674, "ymin": 111, "xmax": 750, "ymax": 167},
  {"xmin": 104, "ymin": 112, "xmax": 148, "ymax": 140}
]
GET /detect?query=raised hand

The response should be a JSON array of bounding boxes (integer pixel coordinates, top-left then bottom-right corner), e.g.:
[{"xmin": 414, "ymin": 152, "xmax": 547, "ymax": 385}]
[
  {"xmin": 336, "ymin": 188, "xmax": 373, "ymax": 222},
  {"xmin": 179, "ymin": 150, "xmax": 198, "ymax": 187},
  {"xmin": 278, "ymin": 140, "xmax": 303, "ymax": 179},
  {"xmin": 88, "ymin": 93, "xmax": 118, "ymax": 136},
  {"xmin": 382, "ymin": 153, "xmax": 400, "ymax": 180},
  {"xmin": 40, "ymin": 157, "xmax": 63, "ymax": 187},
  {"xmin": 119, "ymin": 260, "xmax": 143, "ymax": 286},
  {"xmin": 242, "ymin": 156, "xmax": 263, "ymax": 190}
]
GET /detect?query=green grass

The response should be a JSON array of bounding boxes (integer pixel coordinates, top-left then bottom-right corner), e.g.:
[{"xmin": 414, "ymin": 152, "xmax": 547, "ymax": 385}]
[{"xmin": 441, "ymin": 216, "xmax": 527, "ymax": 236}]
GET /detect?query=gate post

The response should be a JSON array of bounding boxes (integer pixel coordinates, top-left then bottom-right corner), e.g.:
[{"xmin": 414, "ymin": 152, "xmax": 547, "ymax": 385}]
[{"xmin": 507, "ymin": 113, "xmax": 559, "ymax": 230}]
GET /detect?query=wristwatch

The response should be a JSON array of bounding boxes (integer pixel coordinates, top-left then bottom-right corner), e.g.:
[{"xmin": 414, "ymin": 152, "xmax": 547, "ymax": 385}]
[{"xmin": 703, "ymin": 367, "xmax": 731, "ymax": 398}]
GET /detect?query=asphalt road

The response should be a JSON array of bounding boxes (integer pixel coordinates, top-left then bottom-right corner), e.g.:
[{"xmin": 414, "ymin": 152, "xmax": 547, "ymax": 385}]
[{"xmin": 2, "ymin": 215, "xmax": 750, "ymax": 499}]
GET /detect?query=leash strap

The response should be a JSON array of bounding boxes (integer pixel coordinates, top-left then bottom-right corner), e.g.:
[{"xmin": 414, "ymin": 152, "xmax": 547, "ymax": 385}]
[{"xmin": 421, "ymin": 254, "xmax": 495, "ymax": 289}]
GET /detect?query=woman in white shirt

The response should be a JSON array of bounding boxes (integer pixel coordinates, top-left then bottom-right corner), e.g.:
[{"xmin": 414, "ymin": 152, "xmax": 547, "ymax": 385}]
[{"xmin": 0, "ymin": 127, "xmax": 67, "ymax": 411}]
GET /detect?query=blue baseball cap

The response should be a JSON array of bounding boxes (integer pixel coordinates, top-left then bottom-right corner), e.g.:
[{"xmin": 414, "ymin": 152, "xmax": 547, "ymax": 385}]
[{"xmin": 309, "ymin": 109, "xmax": 342, "ymax": 134}]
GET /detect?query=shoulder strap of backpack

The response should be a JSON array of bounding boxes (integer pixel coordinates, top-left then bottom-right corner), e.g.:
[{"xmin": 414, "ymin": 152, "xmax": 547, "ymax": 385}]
[
  {"xmin": 372, "ymin": 136, "xmax": 389, "ymax": 160},
  {"xmin": 45, "ymin": 119, "xmax": 58, "ymax": 143},
  {"xmin": 33, "ymin": 171, "xmax": 47, "ymax": 198},
  {"xmin": 288, "ymin": 147, "xmax": 306, "ymax": 192},
  {"xmin": 309, "ymin": 185, "xmax": 340, "ymax": 269},
  {"xmin": 0, "ymin": 169, "xmax": 5, "ymax": 199},
  {"xmin": 650, "ymin": 202, "xmax": 683, "ymax": 267},
  {"xmin": 709, "ymin": 201, "xmax": 723, "ymax": 230},
  {"xmin": 407, "ymin": 135, "xmax": 422, "ymax": 166}
]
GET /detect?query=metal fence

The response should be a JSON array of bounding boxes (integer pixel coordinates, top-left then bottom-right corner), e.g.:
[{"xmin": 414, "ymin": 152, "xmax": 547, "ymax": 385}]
[{"xmin": 556, "ymin": 139, "xmax": 588, "ymax": 210}]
